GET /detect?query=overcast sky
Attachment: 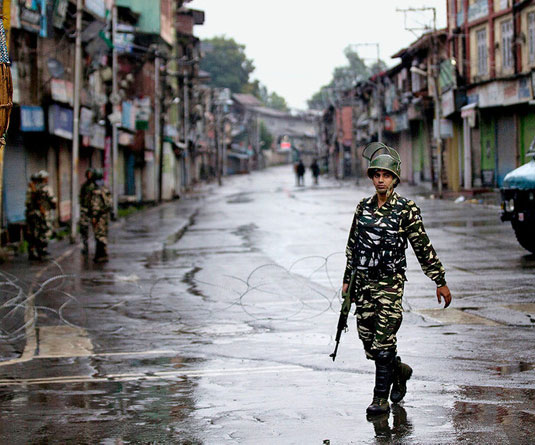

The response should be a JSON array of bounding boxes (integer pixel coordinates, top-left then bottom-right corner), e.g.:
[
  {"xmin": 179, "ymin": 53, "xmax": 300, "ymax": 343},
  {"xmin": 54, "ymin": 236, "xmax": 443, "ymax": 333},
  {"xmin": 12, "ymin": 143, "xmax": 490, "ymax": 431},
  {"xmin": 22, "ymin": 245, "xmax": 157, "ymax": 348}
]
[{"xmin": 191, "ymin": 0, "xmax": 447, "ymax": 109}]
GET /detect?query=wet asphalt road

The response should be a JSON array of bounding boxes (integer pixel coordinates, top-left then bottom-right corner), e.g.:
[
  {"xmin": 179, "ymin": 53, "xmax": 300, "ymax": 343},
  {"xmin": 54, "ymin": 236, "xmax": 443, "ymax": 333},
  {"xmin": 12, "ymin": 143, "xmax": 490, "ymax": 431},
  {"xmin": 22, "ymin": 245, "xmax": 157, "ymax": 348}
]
[{"xmin": 0, "ymin": 165, "xmax": 534, "ymax": 444}]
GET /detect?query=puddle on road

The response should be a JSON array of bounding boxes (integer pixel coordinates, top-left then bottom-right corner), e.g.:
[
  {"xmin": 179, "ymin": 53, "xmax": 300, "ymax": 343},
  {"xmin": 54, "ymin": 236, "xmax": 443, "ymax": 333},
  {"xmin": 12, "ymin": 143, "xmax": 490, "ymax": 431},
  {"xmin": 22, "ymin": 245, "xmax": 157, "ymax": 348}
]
[
  {"xmin": 227, "ymin": 193, "xmax": 253, "ymax": 204},
  {"xmin": 0, "ymin": 378, "xmax": 203, "ymax": 443},
  {"xmin": 182, "ymin": 266, "xmax": 207, "ymax": 300},
  {"xmin": 453, "ymin": 385, "xmax": 535, "ymax": 443},
  {"xmin": 494, "ymin": 362, "xmax": 535, "ymax": 376},
  {"xmin": 425, "ymin": 219, "xmax": 499, "ymax": 229}
]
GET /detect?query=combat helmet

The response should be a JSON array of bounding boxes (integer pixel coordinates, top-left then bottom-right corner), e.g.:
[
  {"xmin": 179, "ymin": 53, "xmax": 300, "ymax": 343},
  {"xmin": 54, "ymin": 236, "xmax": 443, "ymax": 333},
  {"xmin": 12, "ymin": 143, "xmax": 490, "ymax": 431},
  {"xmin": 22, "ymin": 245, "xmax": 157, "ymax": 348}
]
[
  {"xmin": 31, "ymin": 170, "xmax": 49, "ymax": 180},
  {"xmin": 92, "ymin": 168, "xmax": 104, "ymax": 180},
  {"xmin": 363, "ymin": 142, "xmax": 401, "ymax": 183}
]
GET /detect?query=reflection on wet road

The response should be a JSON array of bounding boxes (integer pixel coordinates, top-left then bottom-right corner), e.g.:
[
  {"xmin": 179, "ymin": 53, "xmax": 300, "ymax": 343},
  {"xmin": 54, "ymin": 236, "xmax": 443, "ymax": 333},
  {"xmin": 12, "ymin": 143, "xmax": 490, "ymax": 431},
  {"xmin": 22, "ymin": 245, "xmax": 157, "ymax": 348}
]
[{"xmin": 1, "ymin": 166, "xmax": 535, "ymax": 443}]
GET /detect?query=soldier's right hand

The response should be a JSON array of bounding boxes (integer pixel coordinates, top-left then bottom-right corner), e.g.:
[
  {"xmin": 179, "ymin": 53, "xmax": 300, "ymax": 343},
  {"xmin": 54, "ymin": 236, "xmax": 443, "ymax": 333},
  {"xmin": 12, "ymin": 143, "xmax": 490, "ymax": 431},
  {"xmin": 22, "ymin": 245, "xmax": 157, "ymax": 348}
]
[{"xmin": 437, "ymin": 285, "xmax": 452, "ymax": 308}]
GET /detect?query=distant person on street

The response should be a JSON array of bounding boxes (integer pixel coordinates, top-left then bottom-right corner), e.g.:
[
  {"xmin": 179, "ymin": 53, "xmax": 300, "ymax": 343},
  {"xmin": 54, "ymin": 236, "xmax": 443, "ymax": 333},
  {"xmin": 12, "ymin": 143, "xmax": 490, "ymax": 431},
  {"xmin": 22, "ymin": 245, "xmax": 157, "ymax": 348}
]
[
  {"xmin": 80, "ymin": 168, "xmax": 96, "ymax": 256},
  {"xmin": 296, "ymin": 160, "xmax": 305, "ymax": 186},
  {"xmin": 25, "ymin": 170, "xmax": 57, "ymax": 260},
  {"xmin": 310, "ymin": 159, "xmax": 320, "ymax": 185},
  {"xmin": 340, "ymin": 142, "xmax": 452, "ymax": 416},
  {"xmin": 90, "ymin": 169, "xmax": 112, "ymax": 263}
]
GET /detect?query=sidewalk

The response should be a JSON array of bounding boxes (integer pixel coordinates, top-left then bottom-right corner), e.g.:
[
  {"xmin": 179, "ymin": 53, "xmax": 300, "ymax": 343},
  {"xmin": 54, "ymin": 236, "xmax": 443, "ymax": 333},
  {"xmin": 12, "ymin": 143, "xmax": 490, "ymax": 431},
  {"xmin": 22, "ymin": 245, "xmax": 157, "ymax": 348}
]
[{"xmin": 0, "ymin": 188, "xmax": 207, "ymax": 362}]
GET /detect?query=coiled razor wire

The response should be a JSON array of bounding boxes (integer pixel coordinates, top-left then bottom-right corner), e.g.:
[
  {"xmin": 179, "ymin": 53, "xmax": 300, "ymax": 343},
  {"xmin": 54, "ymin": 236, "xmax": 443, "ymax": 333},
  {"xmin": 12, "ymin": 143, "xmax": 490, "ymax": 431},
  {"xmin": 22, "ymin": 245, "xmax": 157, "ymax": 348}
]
[
  {"xmin": 147, "ymin": 252, "xmax": 348, "ymax": 323},
  {"xmin": 0, "ymin": 251, "xmax": 426, "ymax": 346}
]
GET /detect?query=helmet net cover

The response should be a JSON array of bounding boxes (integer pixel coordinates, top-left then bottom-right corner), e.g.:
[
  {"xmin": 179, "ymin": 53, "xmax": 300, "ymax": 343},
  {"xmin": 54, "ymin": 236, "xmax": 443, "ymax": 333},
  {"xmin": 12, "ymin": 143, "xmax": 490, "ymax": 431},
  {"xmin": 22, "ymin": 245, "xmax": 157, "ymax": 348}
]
[{"xmin": 363, "ymin": 142, "xmax": 401, "ymax": 181}]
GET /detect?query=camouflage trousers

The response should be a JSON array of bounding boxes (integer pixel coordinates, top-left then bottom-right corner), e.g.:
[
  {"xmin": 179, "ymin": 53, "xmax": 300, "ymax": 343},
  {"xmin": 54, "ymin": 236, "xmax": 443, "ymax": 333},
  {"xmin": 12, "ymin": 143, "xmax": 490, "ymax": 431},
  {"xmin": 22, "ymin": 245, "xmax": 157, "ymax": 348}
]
[
  {"xmin": 26, "ymin": 214, "xmax": 52, "ymax": 257},
  {"xmin": 352, "ymin": 271, "xmax": 405, "ymax": 360},
  {"xmin": 92, "ymin": 215, "xmax": 109, "ymax": 245},
  {"xmin": 80, "ymin": 208, "xmax": 90, "ymax": 244}
]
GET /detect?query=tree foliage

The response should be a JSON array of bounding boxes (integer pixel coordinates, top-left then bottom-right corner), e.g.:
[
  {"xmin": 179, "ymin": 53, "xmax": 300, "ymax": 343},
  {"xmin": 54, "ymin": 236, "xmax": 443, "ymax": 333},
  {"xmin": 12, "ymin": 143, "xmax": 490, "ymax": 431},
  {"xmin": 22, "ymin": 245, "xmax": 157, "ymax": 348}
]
[
  {"xmin": 259, "ymin": 120, "xmax": 273, "ymax": 150},
  {"xmin": 307, "ymin": 46, "xmax": 388, "ymax": 110},
  {"xmin": 200, "ymin": 36, "xmax": 255, "ymax": 94},
  {"xmin": 201, "ymin": 36, "xmax": 290, "ymax": 111}
]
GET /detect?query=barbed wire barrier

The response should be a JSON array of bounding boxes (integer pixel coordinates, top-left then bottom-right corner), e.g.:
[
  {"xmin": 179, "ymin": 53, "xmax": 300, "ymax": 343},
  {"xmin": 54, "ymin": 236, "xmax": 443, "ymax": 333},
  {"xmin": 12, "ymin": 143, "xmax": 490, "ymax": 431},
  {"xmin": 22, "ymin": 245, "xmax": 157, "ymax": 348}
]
[
  {"xmin": 0, "ymin": 251, "xmax": 444, "ymax": 347},
  {"xmin": 148, "ymin": 252, "xmax": 347, "ymax": 323}
]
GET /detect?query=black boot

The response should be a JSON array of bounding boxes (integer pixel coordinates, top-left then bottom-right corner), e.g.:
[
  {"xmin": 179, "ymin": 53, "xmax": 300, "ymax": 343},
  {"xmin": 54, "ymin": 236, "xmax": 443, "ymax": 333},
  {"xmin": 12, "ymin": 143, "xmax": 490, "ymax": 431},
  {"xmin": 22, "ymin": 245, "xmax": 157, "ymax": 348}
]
[
  {"xmin": 390, "ymin": 356, "xmax": 412, "ymax": 403},
  {"xmin": 367, "ymin": 349, "xmax": 396, "ymax": 416},
  {"xmin": 93, "ymin": 241, "xmax": 108, "ymax": 263}
]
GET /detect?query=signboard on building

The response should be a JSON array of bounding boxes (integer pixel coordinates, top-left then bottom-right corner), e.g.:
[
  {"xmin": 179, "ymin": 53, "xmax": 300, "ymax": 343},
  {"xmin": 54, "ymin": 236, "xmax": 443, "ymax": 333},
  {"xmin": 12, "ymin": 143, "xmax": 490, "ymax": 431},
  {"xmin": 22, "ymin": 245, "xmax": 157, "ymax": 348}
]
[
  {"xmin": 384, "ymin": 113, "xmax": 409, "ymax": 133},
  {"xmin": 52, "ymin": 0, "xmax": 68, "ymax": 28},
  {"xmin": 441, "ymin": 89, "xmax": 455, "ymax": 117},
  {"xmin": 85, "ymin": 0, "xmax": 105, "ymax": 18},
  {"xmin": 134, "ymin": 97, "xmax": 151, "ymax": 130},
  {"xmin": 477, "ymin": 78, "xmax": 533, "ymax": 108},
  {"xmin": 20, "ymin": 106, "xmax": 45, "ymax": 132},
  {"xmin": 18, "ymin": 2, "xmax": 41, "ymax": 34},
  {"xmin": 48, "ymin": 104, "xmax": 73, "ymax": 139},
  {"xmin": 79, "ymin": 107, "xmax": 94, "ymax": 136},
  {"xmin": 11, "ymin": 63, "xmax": 20, "ymax": 104},
  {"xmin": 90, "ymin": 124, "xmax": 105, "ymax": 149},
  {"xmin": 51, "ymin": 79, "xmax": 74, "ymax": 105}
]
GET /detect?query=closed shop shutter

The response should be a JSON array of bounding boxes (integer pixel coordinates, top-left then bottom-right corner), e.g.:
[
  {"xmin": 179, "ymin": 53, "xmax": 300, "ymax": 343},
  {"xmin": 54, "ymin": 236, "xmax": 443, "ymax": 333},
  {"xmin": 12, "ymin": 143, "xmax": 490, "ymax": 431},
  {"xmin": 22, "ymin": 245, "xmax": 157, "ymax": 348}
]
[{"xmin": 4, "ymin": 143, "xmax": 28, "ymax": 223}]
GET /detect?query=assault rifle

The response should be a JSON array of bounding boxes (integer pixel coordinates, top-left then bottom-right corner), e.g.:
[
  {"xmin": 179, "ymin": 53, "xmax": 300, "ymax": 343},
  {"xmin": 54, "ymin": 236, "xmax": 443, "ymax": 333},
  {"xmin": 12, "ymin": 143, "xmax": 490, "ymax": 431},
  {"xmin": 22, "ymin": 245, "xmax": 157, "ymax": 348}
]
[{"xmin": 330, "ymin": 273, "xmax": 355, "ymax": 362}]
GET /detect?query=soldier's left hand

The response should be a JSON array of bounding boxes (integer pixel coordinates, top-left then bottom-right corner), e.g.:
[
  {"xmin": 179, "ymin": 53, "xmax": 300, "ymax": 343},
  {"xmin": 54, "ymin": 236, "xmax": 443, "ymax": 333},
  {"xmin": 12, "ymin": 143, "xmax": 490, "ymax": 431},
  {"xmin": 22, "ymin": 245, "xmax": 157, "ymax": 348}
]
[{"xmin": 436, "ymin": 285, "xmax": 452, "ymax": 308}]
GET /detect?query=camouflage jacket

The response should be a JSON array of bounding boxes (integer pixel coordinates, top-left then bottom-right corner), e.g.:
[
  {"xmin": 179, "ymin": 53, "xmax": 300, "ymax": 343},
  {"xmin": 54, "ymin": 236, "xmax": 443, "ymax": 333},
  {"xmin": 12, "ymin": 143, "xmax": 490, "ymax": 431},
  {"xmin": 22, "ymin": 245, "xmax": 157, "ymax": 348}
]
[
  {"xmin": 343, "ymin": 191, "xmax": 446, "ymax": 287},
  {"xmin": 90, "ymin": 184, "xmax": 112, "ymax": 218},
  {"xmin": 80, "ymin": 180, "xmax": 96, "ymax": 213},
  {"xmin": 25, "ymin": 182, "xmax": 57, "ymax": 219}
]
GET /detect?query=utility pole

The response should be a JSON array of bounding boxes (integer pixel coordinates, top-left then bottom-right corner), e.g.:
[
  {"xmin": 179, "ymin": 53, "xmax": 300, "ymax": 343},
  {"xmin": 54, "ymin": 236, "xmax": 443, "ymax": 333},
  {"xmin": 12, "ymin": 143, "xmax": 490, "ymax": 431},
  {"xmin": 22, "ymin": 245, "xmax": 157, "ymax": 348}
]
[
  {"xmin": 154, "ymin": 52, "xmax": 162, "ymax": 201},
  {"xmin": 111, "ymin": 2, "xmax": 119, "ymax": 215},
  {"xmin": 352, "ymin": 43, "xmax": 382, "ymax": 143},
  {"xmin": 397, "ymin": 6, "xmax": 442, "ymax": 197},
  {"xmin": 183, "ymin": 67, "xmax": 189, "ymax": 188},
  {"xmin": 70, "ymin": 0, "xmax": 82, "ymax": 243}
]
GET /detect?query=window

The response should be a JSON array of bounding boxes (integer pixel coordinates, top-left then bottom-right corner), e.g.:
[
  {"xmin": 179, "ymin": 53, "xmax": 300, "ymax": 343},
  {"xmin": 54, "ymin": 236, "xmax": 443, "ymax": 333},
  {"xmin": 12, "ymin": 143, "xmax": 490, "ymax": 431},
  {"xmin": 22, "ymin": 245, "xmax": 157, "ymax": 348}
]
[
  {"xmin": 529, "ymin": 12, "xmax": 535, "ymax": 64},
  {"xmin": 477, "ymin": 28, "xmax": 488, "ymax": 76},
  {"xmin": 501, "ymin": 19, "xmax": 514, "ymax": 70}
]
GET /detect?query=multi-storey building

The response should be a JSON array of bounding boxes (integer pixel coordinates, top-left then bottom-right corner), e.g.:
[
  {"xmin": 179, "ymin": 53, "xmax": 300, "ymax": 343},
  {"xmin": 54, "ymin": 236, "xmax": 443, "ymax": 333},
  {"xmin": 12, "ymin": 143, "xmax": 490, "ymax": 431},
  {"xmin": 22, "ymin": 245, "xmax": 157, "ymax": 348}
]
[
  {"xmin": 1, "ymin": 0, "xmax": 208, "ymax": 243},
  {"xmin": 449, "ymin": 0, "xmax": 535, "ymax": 188}
]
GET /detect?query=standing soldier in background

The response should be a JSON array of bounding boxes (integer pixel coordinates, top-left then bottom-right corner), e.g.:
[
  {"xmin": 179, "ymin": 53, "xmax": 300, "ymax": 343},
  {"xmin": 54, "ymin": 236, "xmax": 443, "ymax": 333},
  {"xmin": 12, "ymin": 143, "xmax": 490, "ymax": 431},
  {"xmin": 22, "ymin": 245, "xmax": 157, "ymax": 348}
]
[
  {"xmin": 90, "ymin": 169, "xmax": 112, "ymax": 263},
  {"xmin": 79, "ymin": 168, "xmax": 95, "ymax": 255},
  {"xmin": 310, "ymin": 159, "xmax": 320, "ymax": 185},
  {"xmin": 340, "ymin": 143, "xmax": 452, "ymax": 416},
  {"xmin": 25, "ymin": 171, "xmax": 57, "ymax": 260}
]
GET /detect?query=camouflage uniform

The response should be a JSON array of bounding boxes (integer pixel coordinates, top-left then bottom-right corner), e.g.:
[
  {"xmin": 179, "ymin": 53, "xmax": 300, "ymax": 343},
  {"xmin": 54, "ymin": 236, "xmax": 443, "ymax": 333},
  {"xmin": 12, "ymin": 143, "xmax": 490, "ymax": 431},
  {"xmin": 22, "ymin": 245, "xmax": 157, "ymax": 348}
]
[
  {"xmin": 343, "ymin": 191, "xmax": 446, "ymax": 360},
  {"xmin": 25, "ymin": 177, "xmax": 57, "ymax": 260},
  {"xmin": 79, "ymin": 173, "xmax": 96, "ymax": 253},
  {"xmin": 90, "ymin": 179, "xmax": 112, "ymax": 261}
]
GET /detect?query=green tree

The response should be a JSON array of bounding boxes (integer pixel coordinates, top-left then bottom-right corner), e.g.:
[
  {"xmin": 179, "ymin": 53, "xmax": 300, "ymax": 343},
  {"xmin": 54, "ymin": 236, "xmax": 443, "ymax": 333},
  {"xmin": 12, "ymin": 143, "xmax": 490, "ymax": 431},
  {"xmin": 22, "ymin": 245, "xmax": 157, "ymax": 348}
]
[
  {"xmin": 267, "ymin": 92, "xmax": 288, "ymax": 111},
  {"xmin": 259, "ymin": 120, "xmax": 273, "ymax": 150},
  {"xmin": 200, "ymin": 36, "xmax": 290, "ymax": 110},
  {"xmin": 307, "ymin": 47, "xmax": 387, "ymax": 109},
  {"xmin": 200, "ymin": 36, "xmax": 255, "ymax": 93}
]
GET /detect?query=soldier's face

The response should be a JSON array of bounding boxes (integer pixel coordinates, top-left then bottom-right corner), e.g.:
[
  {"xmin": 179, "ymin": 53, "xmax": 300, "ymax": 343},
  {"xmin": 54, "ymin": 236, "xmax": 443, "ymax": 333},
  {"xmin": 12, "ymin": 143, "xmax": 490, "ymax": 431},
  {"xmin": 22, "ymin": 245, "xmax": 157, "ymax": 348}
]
[{"xmin": 372, "ymin": 169, "xmax": 394, "ymax": 195}]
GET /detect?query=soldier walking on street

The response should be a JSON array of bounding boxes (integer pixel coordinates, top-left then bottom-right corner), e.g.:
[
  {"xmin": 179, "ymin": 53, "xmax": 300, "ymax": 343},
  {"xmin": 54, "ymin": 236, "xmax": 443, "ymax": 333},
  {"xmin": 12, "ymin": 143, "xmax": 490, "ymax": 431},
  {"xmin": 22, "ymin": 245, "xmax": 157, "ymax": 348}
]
[
  {"xmin": 90, "ymin": 169, "xmax": 112, "ymax": 263},
  {"xmin": 79, "ymin": 168, "xmax": 96, "ymax": 255},
  {"xmin": 341, "ymin": 142, "xmax": 452, "ymax": 416},
  {"xmin": 25, "ymin": 170, "xmax": 57, "ymax": 260}
]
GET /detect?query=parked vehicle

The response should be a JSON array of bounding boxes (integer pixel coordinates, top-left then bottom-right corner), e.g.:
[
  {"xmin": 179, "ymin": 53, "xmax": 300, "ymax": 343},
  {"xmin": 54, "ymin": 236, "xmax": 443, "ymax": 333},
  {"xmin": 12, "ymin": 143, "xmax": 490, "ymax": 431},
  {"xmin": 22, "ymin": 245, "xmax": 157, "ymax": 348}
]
[{"xmin": 501, "ymin": 141, "xmax": 535, "ymax": 254}]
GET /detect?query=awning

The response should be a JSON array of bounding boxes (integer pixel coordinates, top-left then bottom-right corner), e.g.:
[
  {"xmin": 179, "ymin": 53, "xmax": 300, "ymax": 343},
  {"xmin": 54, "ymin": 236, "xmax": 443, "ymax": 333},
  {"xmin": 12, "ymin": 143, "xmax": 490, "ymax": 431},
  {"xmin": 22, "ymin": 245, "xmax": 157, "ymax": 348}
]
[{"xmin": 228, "ymin": 152, "xmax": 250, "ymax": 160}]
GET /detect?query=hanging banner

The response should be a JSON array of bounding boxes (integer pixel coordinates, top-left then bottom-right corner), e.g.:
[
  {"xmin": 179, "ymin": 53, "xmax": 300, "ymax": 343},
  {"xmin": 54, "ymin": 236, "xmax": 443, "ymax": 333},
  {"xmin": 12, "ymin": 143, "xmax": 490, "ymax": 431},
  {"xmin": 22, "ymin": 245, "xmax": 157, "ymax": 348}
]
[
  {"xmin": 51, "ymin": 78, "xmax": 73, "ymax": 105},
  {"xmin": 20, "ymin": 105, "xmax": 45, "ymax": 132},
  {"xmin": 48, "ymin": 104, "xmax": 73, "ymax": 139}
]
